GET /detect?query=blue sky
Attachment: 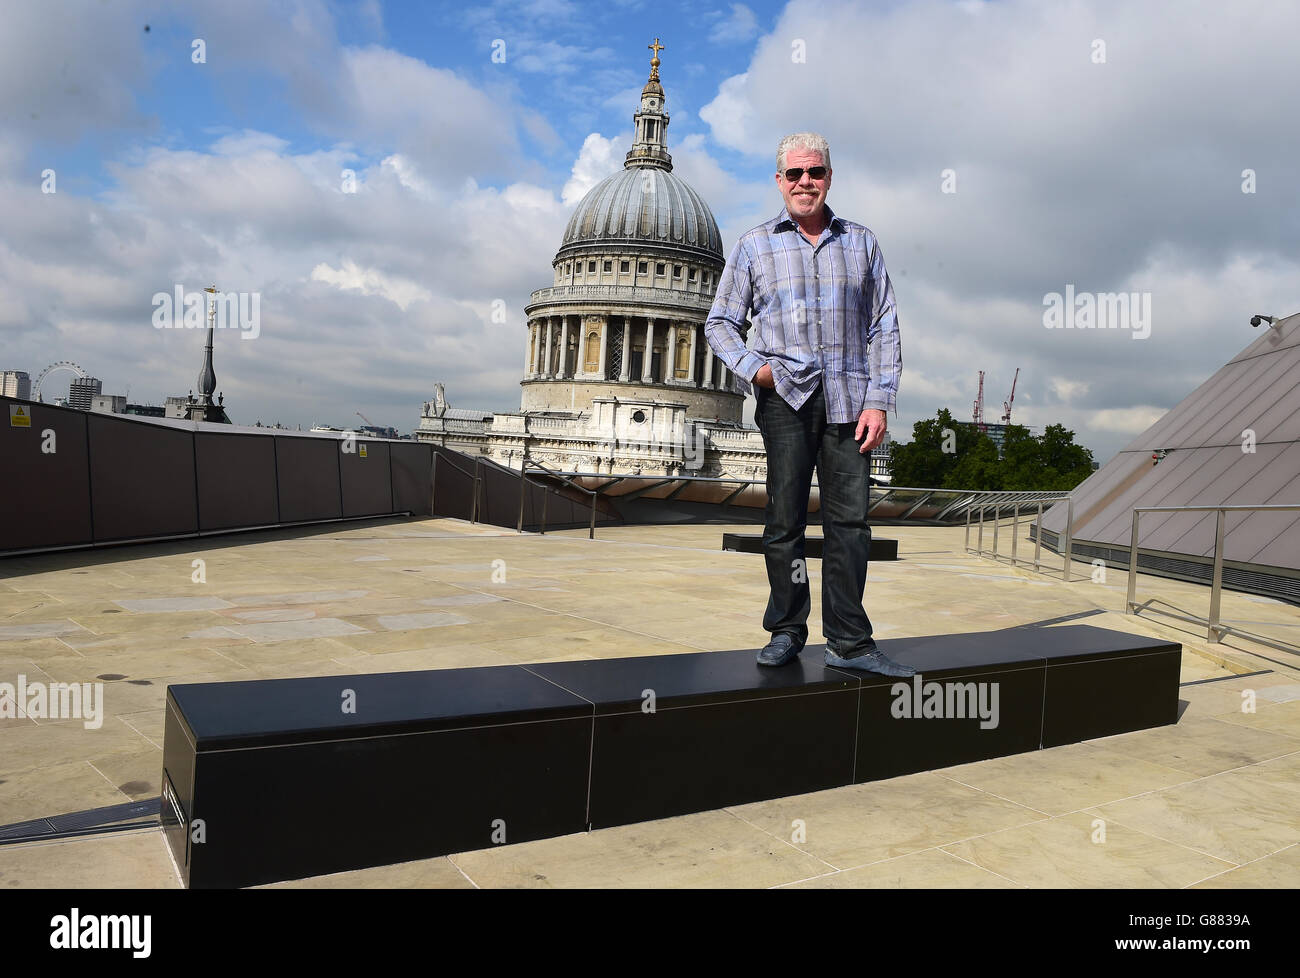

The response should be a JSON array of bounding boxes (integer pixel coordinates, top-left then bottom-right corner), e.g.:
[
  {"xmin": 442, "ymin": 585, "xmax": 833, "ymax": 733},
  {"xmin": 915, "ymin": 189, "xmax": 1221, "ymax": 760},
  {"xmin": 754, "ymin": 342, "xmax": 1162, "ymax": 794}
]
[{"xmin": 38, "ymin": 0, "xmax": 783, "ymax": 197}]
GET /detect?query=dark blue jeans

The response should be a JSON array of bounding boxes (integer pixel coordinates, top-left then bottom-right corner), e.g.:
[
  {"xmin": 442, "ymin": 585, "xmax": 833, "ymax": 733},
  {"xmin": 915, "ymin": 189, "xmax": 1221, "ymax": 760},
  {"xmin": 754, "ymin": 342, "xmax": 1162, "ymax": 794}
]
[{"xmin": 754, "ymin": 379, "xmax": 875, "ymax": 654}]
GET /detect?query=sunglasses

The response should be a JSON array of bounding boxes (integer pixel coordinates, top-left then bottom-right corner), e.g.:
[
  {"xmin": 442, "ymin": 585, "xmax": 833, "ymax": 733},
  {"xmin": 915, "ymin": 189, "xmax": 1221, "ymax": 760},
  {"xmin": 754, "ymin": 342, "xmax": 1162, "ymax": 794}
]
[{"xmin": 782, "ymin": 166, "xmax": 828, "ymax": 181}]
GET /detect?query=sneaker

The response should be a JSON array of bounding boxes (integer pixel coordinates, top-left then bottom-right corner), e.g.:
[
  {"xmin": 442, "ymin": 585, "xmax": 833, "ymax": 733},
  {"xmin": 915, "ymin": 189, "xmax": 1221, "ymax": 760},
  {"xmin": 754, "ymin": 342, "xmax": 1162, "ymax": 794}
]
[
  {"xmin": 825, "ymin": 641, "xmax": 915, "ymax": 677},
  {"xmin": 757, "ymin": 633, "xmax": 803, "ymax": 667}
]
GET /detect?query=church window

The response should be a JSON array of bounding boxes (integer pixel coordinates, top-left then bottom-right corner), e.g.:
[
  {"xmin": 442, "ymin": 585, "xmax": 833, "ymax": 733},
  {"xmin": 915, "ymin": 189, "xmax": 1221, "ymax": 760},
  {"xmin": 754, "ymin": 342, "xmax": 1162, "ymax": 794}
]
[
  {"xmin": 673, "ymin": 265, "xmax": 682, "ymax": 277},
  {"xmin": 689, "ymin": 268, "xmax": 697, "ymax": 281},
  {"xmin": 588, "ymin": 261, "xmax": 596, "ymax": 273},
  {"xmin": 620, "ymin": 260, "xmax": 629, "ymax": 273},
  {"xmin": 638, "ymin": 261, "xmax": 647, "ymax": 274},
  {"xmin": 603, "ymin": 260, "xmax": 612, "ymax": 272},
  {"xmin": 656, "ymin": 263, "xmax": 665, "ymax": 276}
]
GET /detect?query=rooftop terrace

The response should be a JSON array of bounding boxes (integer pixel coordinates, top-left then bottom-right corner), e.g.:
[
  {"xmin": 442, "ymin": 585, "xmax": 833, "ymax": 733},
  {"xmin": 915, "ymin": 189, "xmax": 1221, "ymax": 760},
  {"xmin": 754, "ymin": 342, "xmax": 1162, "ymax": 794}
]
[{"xmin": 2, "ymin": 517, "xmax": 1298, "ymax": 888}]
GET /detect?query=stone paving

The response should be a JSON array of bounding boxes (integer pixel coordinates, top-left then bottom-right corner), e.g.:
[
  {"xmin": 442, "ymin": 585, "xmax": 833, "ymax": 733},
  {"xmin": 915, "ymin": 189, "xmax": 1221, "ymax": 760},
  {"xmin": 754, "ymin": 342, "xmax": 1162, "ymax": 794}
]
[{"xmin": 1, "ymin": 515, "xmax": 1297, "ymax": 888}]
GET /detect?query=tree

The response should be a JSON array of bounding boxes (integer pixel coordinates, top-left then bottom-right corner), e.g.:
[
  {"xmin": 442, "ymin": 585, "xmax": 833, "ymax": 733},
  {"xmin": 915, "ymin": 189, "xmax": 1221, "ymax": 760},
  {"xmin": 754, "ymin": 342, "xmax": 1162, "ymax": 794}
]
[
  {"xmin": 887, "ymin": 412, "xmax": 1095, "ymax": 491},
  {"xmin": 887, "ymin": 408, "xmax": 963, "ymax": 487},
  {"xmin": 944, "ymin": 429, "xmax": 1002, "ymax": 489}
]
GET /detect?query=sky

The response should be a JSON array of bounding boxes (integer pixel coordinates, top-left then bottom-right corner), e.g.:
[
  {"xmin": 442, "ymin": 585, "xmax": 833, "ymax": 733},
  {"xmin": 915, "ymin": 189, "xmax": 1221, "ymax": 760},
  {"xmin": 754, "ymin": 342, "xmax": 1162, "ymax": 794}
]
[{"xmin": 1, "ymin": 0, "xmax": 1296, "ymax": 466}]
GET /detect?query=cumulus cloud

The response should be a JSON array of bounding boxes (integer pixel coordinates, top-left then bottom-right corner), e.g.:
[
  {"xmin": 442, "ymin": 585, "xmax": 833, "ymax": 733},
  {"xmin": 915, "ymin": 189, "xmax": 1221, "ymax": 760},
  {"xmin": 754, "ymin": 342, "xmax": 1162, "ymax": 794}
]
[
  {"xmin": 562, "ymin": 132, "xmax": 622, "ymax": 205},
  {"xmin": 0, "ymin": 133, "xmax": 569, "ymax": 429},
  {"xmin": 696, "ymin": 0, "xmax": 1300, "ymax": 462},
  {"xmin": 310, "ymin": 259, "xmax": 433, "ymax": 311},
  {"xmin": 710, "ymin": 4, "xmax": 761, "ymax": 44}
]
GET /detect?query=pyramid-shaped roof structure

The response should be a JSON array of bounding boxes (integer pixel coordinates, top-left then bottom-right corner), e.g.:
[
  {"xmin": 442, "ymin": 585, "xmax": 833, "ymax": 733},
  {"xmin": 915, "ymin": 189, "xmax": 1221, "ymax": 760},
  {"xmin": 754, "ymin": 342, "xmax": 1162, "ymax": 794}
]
[{"xmin": 1042, "ymin": 312, "xmax": 1300, "ymax": 574}]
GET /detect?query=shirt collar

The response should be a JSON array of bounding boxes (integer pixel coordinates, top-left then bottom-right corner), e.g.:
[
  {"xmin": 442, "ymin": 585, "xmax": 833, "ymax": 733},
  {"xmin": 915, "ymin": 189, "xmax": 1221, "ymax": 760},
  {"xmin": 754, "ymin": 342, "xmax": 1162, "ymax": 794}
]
[{"xmin": 773, "ymin": 203, "xmax": 845, "ymax": 237}]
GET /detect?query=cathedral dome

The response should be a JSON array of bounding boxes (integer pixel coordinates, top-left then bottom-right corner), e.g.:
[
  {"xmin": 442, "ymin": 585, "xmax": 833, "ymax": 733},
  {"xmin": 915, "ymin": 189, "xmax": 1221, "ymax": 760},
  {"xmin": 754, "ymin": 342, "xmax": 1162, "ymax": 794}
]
[{"xmin": 559, "ymin": 167, "xmax": 724, "ymax": 263}]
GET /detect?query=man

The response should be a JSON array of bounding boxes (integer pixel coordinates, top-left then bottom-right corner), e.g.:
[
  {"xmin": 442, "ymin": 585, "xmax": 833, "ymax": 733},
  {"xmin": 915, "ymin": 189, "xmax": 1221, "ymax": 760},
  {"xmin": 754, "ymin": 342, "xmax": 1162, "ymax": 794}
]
[{"xmin": 705, "ymin": 132, "xmax": 913, "ymax": 676}]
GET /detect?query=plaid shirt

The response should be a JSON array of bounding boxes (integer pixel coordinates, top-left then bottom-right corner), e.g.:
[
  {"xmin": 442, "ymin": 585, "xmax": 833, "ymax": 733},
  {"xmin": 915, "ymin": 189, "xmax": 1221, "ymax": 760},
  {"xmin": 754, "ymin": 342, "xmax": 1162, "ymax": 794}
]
[{"xmin": 704, "ymin": 203, "xmax": 902, "ymax": 422}]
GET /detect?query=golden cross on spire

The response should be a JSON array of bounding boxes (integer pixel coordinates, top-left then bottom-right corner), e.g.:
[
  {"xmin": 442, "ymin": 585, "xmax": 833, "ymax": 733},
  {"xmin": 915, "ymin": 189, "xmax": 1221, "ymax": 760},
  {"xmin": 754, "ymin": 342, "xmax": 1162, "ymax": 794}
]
[{"xmin": 648, "ymin": 37, "xmax": 664, "ymax": 79}]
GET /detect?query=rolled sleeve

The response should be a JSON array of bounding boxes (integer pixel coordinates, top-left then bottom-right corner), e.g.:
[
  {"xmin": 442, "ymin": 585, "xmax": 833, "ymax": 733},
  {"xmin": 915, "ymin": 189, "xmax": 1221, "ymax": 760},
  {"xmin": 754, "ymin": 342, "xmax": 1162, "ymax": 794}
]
[
  {"xmin": 862, "ymin": 239, "xmax": 902, "ymax": 415},
  {"xmin": 705, "ymin": 239, "xmax": 768, "ymax": 392}
]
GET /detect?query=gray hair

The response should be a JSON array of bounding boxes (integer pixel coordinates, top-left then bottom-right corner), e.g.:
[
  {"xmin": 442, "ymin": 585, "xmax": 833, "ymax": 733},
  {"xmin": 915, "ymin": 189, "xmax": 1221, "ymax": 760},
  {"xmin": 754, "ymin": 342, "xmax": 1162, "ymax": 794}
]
[{"xmin": 776, "ymin": 132, "xmax": 831, "ymax": 173}]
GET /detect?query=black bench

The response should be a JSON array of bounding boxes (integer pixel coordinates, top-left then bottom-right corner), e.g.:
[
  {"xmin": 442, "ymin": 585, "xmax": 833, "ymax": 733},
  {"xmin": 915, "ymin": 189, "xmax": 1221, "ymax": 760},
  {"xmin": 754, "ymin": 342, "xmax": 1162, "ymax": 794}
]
[
  {"xmin": 722, "ymin": 532, "xmax": 899, "ymax": 560},
  {"xmin": 162, "ymin": 623, "xmax": 1180, "ymax": 887}
]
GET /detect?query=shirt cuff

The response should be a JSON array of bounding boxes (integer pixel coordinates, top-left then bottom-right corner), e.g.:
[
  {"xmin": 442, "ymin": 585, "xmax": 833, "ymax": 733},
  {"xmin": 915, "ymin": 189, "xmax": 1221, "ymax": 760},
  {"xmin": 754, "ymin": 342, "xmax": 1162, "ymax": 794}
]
[
  {"xmin": 861, "ymin": 391, "xmax": 896, "ymax": 413},
  {"xmin": 735, "ymin": 351, "xmax": 768, "ymax": 383}
]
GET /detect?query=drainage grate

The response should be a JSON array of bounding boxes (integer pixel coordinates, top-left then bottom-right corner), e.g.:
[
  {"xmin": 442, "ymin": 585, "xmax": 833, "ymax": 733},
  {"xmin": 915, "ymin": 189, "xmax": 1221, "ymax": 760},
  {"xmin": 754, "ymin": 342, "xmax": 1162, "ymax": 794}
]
[{"xmin": 0, "ymin": 797, "xmax": 160, "ymax": 846}]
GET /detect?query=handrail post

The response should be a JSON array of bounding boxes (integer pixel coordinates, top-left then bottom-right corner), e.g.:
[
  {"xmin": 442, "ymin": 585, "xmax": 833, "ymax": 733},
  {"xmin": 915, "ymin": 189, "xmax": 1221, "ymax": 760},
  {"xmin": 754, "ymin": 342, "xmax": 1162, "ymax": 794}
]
[
  {"xmin": 517, "ymin": 470, "xmax": 528, "ymax": 533},
  {"xmin": 1208, "ymin": 508, "xmax": 1226, "ymax": 643},
  {"xmin": 589, "ymin": 489, "xmax": 597, "ymax": 540},
  {"xmin": 1063, "ymin": 497, "xmax": 1074, "ymax": 583},
  {"xmin": 977, "ymin": 505, "xmax": 985, "ymax": 555},
  {"xmin": 1011, "ymin": 502, "xmax": 1019, "ymax": 565},
  {"xmin": 1126, "ymin": 509, "xmax": 1140, "ymax": 614},
  {"xmin": 540, "ymin": 482, "xmax": 548, "ymax": 535},
  {"xmin": 1033, "ymin": 501, "xmax": 1043, "ymax": 571},
  {"xmin": 430, "ymin": 449, "xmax": 439, "ymax": 518},
  {"xmin": 964, "ymin": 506, "xmax": 971, "ymax": 552},
  {"xmin": 471, "ymin": 456, "xmax": 481, "ymax": 524},
  {"xmin": 992, "ymin": 504, "xmax": 1000, "ymax": 561}
]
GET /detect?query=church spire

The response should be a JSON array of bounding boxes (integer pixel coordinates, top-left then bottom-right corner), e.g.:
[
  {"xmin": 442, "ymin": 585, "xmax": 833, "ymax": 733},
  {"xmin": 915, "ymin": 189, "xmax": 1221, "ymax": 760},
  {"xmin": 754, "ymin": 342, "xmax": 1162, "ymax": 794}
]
[
  {"xmin": 624, "ymin": 37, "xmax": 672, "ymax": 171},
  {"xmin": 197, "ymin": 286, "xmax": 218, "ymax": 401}
]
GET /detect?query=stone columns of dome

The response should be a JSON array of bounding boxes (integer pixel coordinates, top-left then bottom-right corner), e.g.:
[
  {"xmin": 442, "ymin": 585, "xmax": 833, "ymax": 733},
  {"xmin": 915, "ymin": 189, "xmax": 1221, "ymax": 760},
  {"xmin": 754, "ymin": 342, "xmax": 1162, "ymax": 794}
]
[
  {"xmin": 524, "ymin": 321, "xmax": 535, "ymax": 378},
  {"xmin": 543, "ymin": 318, "xmax": 554, "ymax": 378},
  {"xmin": 701, "ymin": 345, "xmax": 715, "ymax": 389},
  {"xmin": 618, "ymin": 318, "xmax": 631, "ymax": 382},
  {"xmin": 595, "ymin": 315, "xmax": 609, "ymax": 381},
  {"xmin": 558, "ymin": 316, "xmax": 571, "ymax": 379},
  {"xmin": 577, "ymin": 313, "xmax": 606, "ymax": 380},
  {"xmin": 686, "ymin": 323, "xmax": 698, "ymax": 385},
  {"xmin": 661, "ymin": 323, "xmax": 674, "ymax": 384},
  {"xmin": 641, "ymin": 318, "xmax": 655, "ymax": 383}
]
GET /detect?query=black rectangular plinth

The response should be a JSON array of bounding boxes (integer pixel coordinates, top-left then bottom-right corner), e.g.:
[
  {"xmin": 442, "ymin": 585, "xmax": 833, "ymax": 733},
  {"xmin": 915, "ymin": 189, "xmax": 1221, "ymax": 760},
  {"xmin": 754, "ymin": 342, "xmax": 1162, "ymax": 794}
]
[
  {"xmin": 722, "ymin": 532, "xmax": 898, "ymax": 560},
  {"xmin": 848, "ymin": 624, "xmax": 1182, "ymax": 783},
  {"xmin": 161, "ymin": 623, "xmax": 1180, "ymax": 887},
  {"xmin": 162, "ymin": 666, "xmax": 592, "ymax": 888},
  {"xmin": 526, "ymin": 650, "xmax": 859, "ymax": 828}
]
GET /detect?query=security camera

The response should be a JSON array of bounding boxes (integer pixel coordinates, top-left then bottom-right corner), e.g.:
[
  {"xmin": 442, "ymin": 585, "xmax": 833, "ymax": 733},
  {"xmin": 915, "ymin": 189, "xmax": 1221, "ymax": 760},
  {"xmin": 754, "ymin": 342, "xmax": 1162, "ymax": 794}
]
[{"xmin": 1251, "ymin": 314, "xmax": 1275, "ymax": 327}]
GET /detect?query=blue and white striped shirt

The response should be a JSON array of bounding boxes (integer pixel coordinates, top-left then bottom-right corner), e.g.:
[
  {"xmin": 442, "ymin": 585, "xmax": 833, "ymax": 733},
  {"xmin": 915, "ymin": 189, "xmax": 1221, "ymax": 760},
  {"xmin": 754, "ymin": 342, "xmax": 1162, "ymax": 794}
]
[{"xmin": 704, "ymin": 204, "xmax": 902, "ymax": 423}]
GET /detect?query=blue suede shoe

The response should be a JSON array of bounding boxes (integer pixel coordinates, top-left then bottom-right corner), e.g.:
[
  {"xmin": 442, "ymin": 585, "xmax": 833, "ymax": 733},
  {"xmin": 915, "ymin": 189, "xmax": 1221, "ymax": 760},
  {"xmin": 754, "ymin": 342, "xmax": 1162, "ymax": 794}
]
[
  {"xmin": 757, "ymin": 633, "xmax": 803, "ymax": 667},
  {"xmin": 825, "ymin": 639, "xmax": 915, "ymax": 677}
]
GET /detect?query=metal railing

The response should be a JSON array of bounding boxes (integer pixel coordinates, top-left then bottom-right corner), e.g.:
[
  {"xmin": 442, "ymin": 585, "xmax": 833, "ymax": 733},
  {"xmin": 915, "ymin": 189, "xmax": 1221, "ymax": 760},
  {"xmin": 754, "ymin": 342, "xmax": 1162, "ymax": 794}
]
[
  {"xmin": 963, "ymin": 492, "xmax": 1075, "ymax": 582},
  {"xmin": 519, "ymin": 457, "xmax": 600, "ymax": 539},
  {"xmin": 1126, "ymin": 503, "xmax": 1300, "ymax": 649}
]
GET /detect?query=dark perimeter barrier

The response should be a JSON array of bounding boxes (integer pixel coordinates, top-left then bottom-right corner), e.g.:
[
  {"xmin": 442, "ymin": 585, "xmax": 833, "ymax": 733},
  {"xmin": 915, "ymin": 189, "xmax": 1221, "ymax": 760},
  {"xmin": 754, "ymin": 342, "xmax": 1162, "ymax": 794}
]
[
  {"xmin": 162, "ymin": 622, "xmax": 1180, "ymax": 888},
  {"xmin": 0, "ymin": 396, "xmax": 615, "ymax": 554}
]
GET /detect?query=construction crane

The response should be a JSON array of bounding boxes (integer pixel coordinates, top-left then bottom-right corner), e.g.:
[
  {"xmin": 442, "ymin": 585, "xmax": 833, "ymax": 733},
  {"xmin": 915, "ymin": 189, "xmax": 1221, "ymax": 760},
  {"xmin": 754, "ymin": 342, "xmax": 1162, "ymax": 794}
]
[
  {"xmin": 972, "ymin": 371, "xmax": 986, "ymax": 432},
  {"xmin": 356, "ymin": 411, "xmax": 375, "ymax": 428},
  {"xmin": 1001, "ymin": 368, "xmax": 1020, "ymax": 424}
]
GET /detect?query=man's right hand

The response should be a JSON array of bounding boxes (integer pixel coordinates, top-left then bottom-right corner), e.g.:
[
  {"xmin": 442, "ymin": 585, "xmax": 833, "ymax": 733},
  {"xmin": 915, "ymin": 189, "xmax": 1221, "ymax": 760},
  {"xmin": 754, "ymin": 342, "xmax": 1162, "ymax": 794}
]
[{"xmin": 753, "ymin": 363, "xmax": 776, "ymax": 389}]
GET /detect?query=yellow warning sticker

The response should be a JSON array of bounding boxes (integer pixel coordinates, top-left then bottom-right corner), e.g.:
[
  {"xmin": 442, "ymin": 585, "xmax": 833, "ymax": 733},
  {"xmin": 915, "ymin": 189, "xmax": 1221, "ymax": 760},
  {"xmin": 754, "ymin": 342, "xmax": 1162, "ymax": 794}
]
[
  {"xmin": 9, "ymin": 404, "xmax": 31, "ymax": 427},
  {"xmin": 359, "ymin": 444, "xmax": 368, "ymax": 458}
]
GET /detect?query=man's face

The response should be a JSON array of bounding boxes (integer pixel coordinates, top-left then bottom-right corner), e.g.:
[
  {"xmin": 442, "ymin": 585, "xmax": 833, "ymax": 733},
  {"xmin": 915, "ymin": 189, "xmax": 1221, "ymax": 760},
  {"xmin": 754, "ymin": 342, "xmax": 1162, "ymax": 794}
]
[{"xmin": 777, "ymin": 147, "xmax": 831, "ymax": 222}]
